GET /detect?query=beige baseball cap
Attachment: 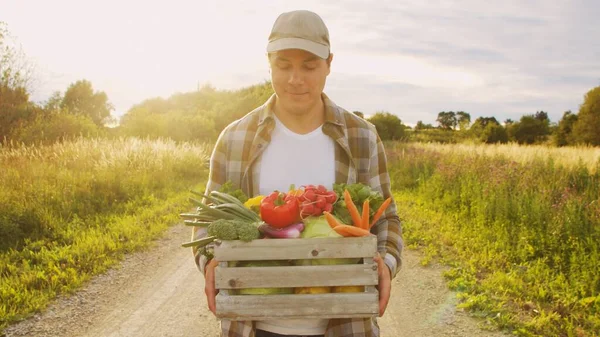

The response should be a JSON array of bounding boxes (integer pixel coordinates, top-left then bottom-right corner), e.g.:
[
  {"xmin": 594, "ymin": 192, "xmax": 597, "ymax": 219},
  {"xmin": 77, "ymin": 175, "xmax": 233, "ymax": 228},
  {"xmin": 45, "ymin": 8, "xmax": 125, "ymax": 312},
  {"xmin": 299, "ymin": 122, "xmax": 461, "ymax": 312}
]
[{"xmin": 267, "ymin": 10, "xmax": 330, "ymax": 59}]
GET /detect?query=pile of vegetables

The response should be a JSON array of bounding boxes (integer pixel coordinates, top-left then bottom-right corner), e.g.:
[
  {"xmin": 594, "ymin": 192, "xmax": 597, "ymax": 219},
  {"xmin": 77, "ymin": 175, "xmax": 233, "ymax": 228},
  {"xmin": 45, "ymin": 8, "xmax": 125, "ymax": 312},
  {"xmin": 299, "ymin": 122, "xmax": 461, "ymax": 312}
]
[
  {"xmin": 254, "ymin": 184, "xmax": 390, "ymax": 240},
  {"xmin": 180, "ymin": 182, "xmax": 392, "ymax": 294}
]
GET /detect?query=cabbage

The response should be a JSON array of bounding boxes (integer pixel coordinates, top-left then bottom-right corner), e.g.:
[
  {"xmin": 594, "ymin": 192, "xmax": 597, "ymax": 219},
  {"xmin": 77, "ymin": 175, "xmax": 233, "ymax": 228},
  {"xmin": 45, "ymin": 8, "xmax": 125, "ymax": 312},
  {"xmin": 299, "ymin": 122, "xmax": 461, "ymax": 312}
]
[
  {"xmin": 296, "ymin": 216, "xmax": 360, "ymax": 266},
  {"xmin": 300, "ymin": 215, "xmax": 342, "ymax": 239}
]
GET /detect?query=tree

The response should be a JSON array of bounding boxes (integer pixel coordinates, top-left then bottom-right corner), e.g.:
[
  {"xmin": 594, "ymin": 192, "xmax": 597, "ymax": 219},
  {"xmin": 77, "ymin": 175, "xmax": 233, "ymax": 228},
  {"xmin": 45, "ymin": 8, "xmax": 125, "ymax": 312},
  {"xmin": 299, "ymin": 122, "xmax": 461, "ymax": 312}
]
[
  {"xmin": 470, "ymin": 116, "xmax": 500, "ymax": 134},
  {"xmin": 481, "ymin": 123, "xmax": 508, "ymax": 144},
  {"xmin": 554, "ymin": 110, "xmax": 578, "ymax": 146},
  {"xmin": 469, "ymin": 117, "xmax": 500, "ymax": 142},
  {"xmin": 571, "ymin": 86, "xmax": 600, "ymax": 146},
  {"xmin": 60, "ymin": 79, "xmax": 114, "ymax": 126},
  {"xmin": 367, "ymin": 111, "xmax": 406, "ymax": 141},
  {"xmin": 118, "ymin": 82, "xmax": 273, "ymax": 142},
  {"xmin": 508, "ymin": 114, "xmax": 550, "ymax": 144},
  {"xmin": 10, "ymin": 113, "xmax": 102, "ymax": 145},
  {"xmin": 415, "ymin": 121, "xmax": 434, "ymax": 130},
  {"xmin": 535, "ymin": 111, "xmax": 549, "ymax": 122},
  {"xmin": 0, "ymin": 82, "xmax": 30, "ymax": 139},
  {"xmin": 456, "ymin": 111, "xmax": 471, "ymax": 130},
  {"xmin": 436, "ymin": 111, "xmax": 457, "ymax": 130},
  {"xmin": 0, "ymin": 22, "xmax": 37, "ymax": 141},
  {"xmin": 43, "ymin": 91, "xmax": 63, "ymax": 114},
  {"xmin": 1, "ymin": 22, "xmax": 34, "ymax": 91}
]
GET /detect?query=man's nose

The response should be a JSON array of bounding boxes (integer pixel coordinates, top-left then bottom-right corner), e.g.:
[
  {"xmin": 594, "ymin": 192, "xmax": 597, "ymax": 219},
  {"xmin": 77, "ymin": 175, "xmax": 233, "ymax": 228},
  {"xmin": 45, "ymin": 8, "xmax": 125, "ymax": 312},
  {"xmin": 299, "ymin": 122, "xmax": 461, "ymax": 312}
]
[{"xmin": 288, "ymin": 69, "xmax": 304, "ymax": 85}]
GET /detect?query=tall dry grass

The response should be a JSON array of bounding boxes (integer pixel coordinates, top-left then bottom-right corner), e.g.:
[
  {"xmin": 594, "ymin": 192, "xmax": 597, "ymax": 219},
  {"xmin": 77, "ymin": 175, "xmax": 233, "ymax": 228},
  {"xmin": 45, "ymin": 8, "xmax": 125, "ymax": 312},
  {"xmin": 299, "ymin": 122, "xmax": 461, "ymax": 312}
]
[
  {"xmin": 0, "ymin": 137, "xmax": 210, "ymax": 331},
  {"xmin": 411, "ymin": 142, "xmax": 600, "ymax": 173},
  {"xmin": 387, "ymin": 142, "xmax": 600, "ymax": 336}
]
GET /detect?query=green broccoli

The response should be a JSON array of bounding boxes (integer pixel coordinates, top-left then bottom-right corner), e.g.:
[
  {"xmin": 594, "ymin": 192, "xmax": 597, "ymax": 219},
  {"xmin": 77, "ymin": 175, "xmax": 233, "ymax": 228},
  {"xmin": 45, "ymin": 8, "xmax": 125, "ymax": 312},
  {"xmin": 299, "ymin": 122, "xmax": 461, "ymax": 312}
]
[
  {"xmin": 181, "ymin": 219, "xmax": 261, "ymax": 252},
  {"xmin": 207, "ymin": 219, "xmax": 238, "ymax": 240},
  {"xmin": 236, "ymin": 222, "xmax": 261, "ymax": 242}
]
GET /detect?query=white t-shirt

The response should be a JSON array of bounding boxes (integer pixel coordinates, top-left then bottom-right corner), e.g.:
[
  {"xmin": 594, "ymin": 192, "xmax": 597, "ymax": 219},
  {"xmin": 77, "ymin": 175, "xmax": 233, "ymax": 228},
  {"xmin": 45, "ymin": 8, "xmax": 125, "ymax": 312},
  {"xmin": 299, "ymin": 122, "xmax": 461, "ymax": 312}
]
[{"xmin": 256, "ymin": 115, "xmax": 335, "ymax": 335}]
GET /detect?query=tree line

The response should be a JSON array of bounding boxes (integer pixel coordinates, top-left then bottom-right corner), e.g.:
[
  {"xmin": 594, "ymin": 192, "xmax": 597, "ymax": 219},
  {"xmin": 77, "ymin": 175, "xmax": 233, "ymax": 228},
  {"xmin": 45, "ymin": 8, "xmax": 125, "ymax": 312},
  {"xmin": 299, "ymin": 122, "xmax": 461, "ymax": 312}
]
[
  {"xmin": 345, "ymin": 87, "xmax": 600, "ymax": 147},
  {"xmin": 409, "ymin": 99, "xmax": 600, "ymax": 146},
  {"xmin": 1, "ymin": 22, "xmax": 599, "ymax": 147}
]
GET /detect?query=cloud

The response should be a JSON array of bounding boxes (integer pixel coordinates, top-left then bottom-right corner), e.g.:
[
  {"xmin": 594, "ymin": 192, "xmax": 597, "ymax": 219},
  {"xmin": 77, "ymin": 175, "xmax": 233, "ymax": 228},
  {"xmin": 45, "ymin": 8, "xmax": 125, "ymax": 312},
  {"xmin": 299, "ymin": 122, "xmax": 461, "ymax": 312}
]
[
  {"xmin": 320, "ymin": 0, "xmax": 600, "ymax": 123},
  {"xmin": 2, "ymin": 0, "xmax": 598, "ymax": 125}
]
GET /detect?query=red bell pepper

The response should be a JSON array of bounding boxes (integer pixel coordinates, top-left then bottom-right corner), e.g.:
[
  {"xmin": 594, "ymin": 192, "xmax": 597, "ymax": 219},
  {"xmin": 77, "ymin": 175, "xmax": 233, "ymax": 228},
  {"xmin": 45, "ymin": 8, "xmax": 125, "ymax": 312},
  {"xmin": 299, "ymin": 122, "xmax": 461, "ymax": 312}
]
[{"xmin": 260, "ymin": 191, "xmax": 301, "ymax": 229}]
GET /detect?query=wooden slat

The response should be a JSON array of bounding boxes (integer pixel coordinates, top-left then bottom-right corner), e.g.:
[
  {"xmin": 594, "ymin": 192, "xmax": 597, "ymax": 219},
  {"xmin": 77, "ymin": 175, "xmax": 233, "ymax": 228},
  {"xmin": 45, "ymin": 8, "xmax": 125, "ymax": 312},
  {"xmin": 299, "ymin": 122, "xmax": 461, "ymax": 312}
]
[
  {"xmin": 363, "ymin": 257, "xmax": 378, "ymax": 294},
  {"xmin": 216, "ymin": 293, "xmax": 378, "ymax": 320},
  {"xmin": 218, "ymin": 262, "xmax": 230, "ymax": 296},
  {"xmin": 214, "ymin": 236, "xmax": 377, "ymax": 261},
  {"xmin": 215, "ymin": 264, "xmax": 378, "ymax": 289}
]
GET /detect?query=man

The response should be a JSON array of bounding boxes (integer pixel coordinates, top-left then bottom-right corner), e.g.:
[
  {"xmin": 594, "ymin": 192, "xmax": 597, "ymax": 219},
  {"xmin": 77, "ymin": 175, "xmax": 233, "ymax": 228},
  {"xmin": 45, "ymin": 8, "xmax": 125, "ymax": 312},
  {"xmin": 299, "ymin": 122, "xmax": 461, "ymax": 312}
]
[{"xmin": 193, "ymin": 9, "xmax": 403, "ymax": 337}]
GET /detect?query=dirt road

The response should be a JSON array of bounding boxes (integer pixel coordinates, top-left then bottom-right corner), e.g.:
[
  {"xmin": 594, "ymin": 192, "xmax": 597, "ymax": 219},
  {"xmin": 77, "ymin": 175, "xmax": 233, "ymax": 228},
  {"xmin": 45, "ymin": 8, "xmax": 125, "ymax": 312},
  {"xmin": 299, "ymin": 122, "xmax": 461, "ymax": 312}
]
[{"xmin": 4, "ymin": 224, "xmax": 508, "ymax": 337}]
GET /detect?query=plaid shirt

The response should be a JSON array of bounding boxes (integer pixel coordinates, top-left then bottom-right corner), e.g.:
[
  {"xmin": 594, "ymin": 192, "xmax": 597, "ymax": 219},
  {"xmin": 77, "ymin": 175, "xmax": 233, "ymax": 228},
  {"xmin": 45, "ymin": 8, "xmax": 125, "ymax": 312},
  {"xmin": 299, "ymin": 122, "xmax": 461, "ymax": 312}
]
[{"xmin": 192, "ymin": 93, "xmax": 403, "ymax": 337}]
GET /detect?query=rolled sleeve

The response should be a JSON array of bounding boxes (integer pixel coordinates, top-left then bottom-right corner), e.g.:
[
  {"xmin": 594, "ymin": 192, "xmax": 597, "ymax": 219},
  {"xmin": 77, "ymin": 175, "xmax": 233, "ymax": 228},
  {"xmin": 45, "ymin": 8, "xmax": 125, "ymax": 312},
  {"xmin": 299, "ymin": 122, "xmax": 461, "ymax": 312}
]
[
  {"xmin": 373, "ymin": 215, "xmax": 403, "ymax": 279},
  {"xmin": 384, "ymin": 252, "xmax": 398, "ymax": 278},
  {"xmin": 369, "ymin": 129, "xmax": 403, "ymax": 279}
]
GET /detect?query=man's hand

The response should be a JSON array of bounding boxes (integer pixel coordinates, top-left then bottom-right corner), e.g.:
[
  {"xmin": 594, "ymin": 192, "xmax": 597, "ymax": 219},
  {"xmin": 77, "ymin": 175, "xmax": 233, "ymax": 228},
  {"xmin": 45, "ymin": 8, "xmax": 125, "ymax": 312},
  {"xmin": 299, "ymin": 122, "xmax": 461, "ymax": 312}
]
[
  {"xmin": 204, "ymin": 259, "xmax": 220, "ymax": 315},
  {"xmin": 374, "ymin": 253, "xmax": 391, "ymax": 316}
]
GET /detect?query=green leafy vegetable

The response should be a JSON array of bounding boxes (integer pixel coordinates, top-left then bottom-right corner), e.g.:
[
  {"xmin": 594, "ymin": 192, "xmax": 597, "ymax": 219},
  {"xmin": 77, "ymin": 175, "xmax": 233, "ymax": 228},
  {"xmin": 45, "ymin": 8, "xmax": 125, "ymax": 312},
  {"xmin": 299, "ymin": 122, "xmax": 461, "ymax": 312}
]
[
  {"xmin": 332, "ymin": 183, "xmax": 384, "ymax": 225},
  {"xmin": 217, "ymin": 181, "xmax": 248, "ymax": 204},
  {"xmin": 296, "ymin": 215, "xmax": 359, "ymax": 266},
  {"xmin": 300, "ymin": 215, "xmax": 341, "ymax": 239}
]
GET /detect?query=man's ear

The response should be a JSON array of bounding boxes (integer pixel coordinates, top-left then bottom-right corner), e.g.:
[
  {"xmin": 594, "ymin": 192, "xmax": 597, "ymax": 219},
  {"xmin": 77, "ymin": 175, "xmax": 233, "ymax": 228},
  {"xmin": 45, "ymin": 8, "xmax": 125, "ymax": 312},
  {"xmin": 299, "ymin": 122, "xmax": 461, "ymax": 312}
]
[{"xmin": 326, "ymin": 53, "xmax": 333, "ymax": 75}]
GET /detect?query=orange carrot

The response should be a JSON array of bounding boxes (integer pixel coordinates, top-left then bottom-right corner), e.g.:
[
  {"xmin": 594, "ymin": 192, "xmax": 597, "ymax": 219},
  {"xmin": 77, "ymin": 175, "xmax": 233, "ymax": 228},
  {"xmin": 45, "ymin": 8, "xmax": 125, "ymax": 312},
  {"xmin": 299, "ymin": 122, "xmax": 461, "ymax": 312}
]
[
  {"xmin": 333, "ymin": 224, "xmax": 372, "ymax": 237},
  {"xmin": 324, "ymin": 211, "xmax": 344, "ymax": 229},
  {"xmin": 344, "ymin": 189, "xmax": 362, "ymax": 228},
  {"xmin": 361, "ymin": 199, "xmax": 370, "ymax": 230},
  {"xmin": 369, "ymin": 197, "xmax": 392, "ymax": 229}
]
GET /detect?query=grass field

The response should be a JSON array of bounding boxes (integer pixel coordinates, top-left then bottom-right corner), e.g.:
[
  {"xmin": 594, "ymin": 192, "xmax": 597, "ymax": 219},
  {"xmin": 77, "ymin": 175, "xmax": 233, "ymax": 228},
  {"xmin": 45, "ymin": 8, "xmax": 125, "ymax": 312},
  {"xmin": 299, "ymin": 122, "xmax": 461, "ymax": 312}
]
[
  {"xmin": 386, "ymin": 142, "xmax": 600, "ymax": 337},
  {"xmin": 0, "ymin": 137, "xmax": 210, "ymax": 332},
  {"xmin": 1, "ymin": 138, "xmax": 598, "ymax": 336}
]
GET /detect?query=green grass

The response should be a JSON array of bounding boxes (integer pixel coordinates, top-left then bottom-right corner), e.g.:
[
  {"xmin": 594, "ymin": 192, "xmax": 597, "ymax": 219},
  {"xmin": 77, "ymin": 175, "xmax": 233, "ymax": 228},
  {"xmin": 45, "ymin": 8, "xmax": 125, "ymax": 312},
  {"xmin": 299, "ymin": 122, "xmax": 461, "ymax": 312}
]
[
  {"xmin": 388, "ymin": 142, "xmax": 600, "ymax": 337},
  {"xmin": 2, "ymin": 137, "xmax": 599, "ymax": 337},
  {"xmin": 0, "ymin": 137, "xmax": 210, "ymax": 332}
]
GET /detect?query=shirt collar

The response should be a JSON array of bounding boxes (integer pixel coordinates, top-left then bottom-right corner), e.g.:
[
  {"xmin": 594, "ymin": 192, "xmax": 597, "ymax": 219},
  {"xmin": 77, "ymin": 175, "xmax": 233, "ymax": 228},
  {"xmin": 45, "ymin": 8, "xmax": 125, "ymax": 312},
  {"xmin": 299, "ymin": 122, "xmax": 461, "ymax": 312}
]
[{"xmin": 257, "ymin": 92, "xmax": 344, "ymax": 129}]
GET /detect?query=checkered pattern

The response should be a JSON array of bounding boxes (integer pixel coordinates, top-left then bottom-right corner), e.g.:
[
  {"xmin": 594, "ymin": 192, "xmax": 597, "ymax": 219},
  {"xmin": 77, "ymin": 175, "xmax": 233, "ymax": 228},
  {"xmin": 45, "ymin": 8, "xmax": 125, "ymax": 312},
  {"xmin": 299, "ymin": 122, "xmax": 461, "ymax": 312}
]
[{"xmin": 192, "ymin": 93, "xmax": 403, "ymax": 337}]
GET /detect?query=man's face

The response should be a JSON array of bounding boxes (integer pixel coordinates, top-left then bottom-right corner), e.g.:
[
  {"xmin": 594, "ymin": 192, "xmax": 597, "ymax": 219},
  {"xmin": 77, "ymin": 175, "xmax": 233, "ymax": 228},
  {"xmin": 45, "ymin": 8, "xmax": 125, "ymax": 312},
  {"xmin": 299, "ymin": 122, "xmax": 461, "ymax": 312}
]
[{"xmin": 269, "ymin": 49, "xmax": 332, "ymax": 116}]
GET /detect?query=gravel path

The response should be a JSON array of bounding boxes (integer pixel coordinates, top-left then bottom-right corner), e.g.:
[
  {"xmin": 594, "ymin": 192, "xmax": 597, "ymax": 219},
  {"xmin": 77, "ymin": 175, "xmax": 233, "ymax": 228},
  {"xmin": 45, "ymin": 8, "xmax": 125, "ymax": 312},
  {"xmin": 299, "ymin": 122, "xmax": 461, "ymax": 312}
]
[{"xmin": 4, "ymin": 224, "xmax": 508, "ymax": 337}]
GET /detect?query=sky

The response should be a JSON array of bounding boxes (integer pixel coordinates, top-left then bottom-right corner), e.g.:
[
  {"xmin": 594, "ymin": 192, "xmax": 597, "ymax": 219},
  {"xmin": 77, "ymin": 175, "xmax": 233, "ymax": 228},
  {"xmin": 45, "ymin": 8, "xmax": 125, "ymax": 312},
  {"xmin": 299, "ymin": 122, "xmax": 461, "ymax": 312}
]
[{"xmin": 1, "ymin": 0, "xmax": 599, "ymax": 126}]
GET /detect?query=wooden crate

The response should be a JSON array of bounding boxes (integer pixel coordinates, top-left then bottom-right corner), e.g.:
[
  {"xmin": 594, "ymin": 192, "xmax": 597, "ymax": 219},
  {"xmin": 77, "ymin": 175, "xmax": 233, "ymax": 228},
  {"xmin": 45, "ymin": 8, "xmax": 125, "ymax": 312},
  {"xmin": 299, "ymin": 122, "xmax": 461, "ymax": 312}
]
[{"xmin": 214, "ymin": 236, "xmax": 379, "ymax": 320}]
